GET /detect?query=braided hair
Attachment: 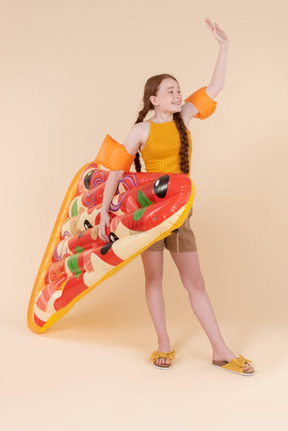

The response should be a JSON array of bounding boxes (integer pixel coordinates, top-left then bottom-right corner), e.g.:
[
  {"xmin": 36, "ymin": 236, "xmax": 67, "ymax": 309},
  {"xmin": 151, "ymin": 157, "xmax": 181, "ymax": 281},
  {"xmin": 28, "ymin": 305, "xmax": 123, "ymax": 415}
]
[{"xmin": 134, "ymin": 73, "xmax": 190, "ymax": 174}]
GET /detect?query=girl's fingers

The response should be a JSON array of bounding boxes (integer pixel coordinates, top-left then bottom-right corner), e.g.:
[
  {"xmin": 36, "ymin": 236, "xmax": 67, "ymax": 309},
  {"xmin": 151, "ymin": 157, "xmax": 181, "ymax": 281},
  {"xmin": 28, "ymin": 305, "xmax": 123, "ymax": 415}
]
[
  {"xmin": 205, "ymin": 19, "xmax": 214, "ymax": 31},
  {"xmin": 99, "ymin": 233, "xmax": 109, "ymax": 242},
  {"xmin": 98, "ymin": 225, "xmax": 108, "ymax": 242},
  {"xmin": 215, "ymin": 23, "xmax": 223, "ymax": 32},
  {"xmin": 205, "ymin": 19, "xmax": 227, "ymax": 42},
  {"xmin": 206, "ymin": 19, "xmax": 222, "ymax": 33}
]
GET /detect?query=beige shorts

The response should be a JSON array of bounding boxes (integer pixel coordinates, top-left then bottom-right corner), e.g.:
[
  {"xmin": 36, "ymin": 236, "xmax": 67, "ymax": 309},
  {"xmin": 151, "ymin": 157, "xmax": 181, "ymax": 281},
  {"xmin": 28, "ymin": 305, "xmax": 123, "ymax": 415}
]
[{"xmin": 147, "ymin": 207, "xmax": 197, "ymax": 253}]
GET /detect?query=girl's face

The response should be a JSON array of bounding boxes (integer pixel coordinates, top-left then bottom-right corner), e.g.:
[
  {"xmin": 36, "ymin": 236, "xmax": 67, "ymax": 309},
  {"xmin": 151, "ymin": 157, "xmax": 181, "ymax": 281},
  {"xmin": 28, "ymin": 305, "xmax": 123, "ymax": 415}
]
[{"xmin": 150, "ymin": 78, "xmax": 182, "ymax": 113}]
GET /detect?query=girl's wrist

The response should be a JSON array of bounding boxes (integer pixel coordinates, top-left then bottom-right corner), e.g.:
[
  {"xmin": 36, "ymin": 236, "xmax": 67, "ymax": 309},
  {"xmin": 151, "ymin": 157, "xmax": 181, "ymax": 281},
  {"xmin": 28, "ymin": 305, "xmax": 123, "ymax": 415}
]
[
  {"xmin": 220, "ymin": 41, "xmax": 229, "ymax": 49},
  {"xmin": 101, "ymin": 207, "xmax": 109, "ymax": 215}
]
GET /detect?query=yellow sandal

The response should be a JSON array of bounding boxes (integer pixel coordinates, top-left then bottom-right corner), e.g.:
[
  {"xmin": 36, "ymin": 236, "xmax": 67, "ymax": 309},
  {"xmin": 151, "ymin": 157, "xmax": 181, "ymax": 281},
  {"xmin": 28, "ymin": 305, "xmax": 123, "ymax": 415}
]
[
  {"xmin": 212, "ymin": 354, "xmax": 255, "ymax": 376},
  {"xmin": 150, "ymin": 350, "xmax": 175, "ymax": 370}
]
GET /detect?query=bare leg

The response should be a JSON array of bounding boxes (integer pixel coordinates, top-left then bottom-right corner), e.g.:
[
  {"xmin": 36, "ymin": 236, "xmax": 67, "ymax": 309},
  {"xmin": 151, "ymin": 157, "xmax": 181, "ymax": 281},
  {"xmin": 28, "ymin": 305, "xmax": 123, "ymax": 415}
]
[
  {"xmin": 170, "ymin": 250, "xmax": 252, "ymax": 371},
  {"xmin": 141, "ymin": 249, "xmax": 172, "ymax": 366}
]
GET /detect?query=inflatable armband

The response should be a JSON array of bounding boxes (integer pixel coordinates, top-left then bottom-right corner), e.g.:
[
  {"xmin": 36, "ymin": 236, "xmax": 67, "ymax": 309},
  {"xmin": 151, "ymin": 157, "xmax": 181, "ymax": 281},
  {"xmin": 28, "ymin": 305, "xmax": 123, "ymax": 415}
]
[
  {"xmin": 184, "ymin": 86, "xmax": 217, "ymax": 119},
  {"xmin": 95, "ymin": 134, "xmax": 135, "ymax": 171},
  {"xmin": 27, "ymin": 160, "xmax": 195, "ymax": 333}
]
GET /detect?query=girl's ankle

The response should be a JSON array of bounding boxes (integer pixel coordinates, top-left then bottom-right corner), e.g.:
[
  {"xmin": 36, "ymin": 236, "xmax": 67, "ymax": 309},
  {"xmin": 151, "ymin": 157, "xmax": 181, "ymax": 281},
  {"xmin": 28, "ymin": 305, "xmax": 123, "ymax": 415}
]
[
  {"xmin": 157, "ymin": 336, "xmax": 170, "ymax": 344},
  {"xmin": 212, "ymin": 347, "xmax": 235, "ymax": 359}
]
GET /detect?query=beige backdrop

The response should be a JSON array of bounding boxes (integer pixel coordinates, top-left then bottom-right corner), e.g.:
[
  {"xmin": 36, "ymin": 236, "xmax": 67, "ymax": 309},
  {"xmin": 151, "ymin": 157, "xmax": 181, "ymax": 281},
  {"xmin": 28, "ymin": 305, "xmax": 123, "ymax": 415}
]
[{"xmin": 1, "ymin": 0, "xmax": 287, "ymax": 430}]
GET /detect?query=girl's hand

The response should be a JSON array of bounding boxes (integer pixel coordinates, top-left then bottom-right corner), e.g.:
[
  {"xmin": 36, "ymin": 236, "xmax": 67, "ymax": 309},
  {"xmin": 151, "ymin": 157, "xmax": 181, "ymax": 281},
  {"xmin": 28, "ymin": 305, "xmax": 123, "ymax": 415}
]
[
  {"xmin": 205, "ymin": 18, "xmax": 229, "ymax": 45},
  {"xmin": 98, "ymin": 211, "xmax": 111, "ymax": 243}
]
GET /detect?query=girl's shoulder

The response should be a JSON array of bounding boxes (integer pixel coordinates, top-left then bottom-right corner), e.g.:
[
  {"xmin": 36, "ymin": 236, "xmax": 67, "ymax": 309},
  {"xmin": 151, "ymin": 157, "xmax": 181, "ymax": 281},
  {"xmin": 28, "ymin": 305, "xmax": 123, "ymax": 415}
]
[
  {"xmin": 130, "ymin": 120, "xmax": 150, "ymax": 132},
  {"xmin": 123, "ymin": 121, "xmax": 151, "ymax": 154},
  {"xmin": 135, "ymin": 120, "xmax": 151, "ymax": 131},
  {"xmin": 131, "ymin": 120, "xmax": 151, "ymax": 148}
]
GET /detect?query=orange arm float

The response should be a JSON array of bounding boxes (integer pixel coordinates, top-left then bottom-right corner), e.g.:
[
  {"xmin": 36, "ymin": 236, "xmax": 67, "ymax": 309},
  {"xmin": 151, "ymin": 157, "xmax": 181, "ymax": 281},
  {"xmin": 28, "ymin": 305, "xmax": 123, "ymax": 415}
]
[
  {"xmin": 184, "ymin": 87, "xmax": 217, "ymax": 120},
  {"xmin": 95, "ymin": 134, "xmax": 135, "ymax": 171}
]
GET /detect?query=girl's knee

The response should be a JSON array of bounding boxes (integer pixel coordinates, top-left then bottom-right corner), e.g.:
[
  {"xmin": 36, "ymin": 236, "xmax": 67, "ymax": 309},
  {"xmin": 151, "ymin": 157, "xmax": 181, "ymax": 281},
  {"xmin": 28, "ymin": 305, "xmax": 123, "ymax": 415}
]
[
  {"xmin": 143, "ymin": 267, "xmax": 163, "ymax": 286},
  {"xmin": 145, "ymin": 274, "xmax": 163, "ymax": 288},
  {"xmin": 183, "ymin": 275, "xmax": 205, "ymax": 294}
]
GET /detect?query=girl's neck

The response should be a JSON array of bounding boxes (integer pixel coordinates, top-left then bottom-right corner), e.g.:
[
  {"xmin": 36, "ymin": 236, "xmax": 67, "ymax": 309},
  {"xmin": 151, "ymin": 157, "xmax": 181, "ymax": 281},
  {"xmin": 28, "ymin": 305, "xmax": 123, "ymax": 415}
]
[{"xmin": 149, "ymin": 112, "xmax": 174, "ymax": 123}]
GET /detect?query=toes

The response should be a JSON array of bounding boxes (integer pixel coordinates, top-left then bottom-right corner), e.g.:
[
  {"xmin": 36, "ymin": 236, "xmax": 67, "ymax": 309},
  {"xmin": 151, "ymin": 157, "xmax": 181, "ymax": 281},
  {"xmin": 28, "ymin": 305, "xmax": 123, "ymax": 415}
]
[
  {"xmin": 244, "ymin": 362, "xmax": 254, "ymax": 373},
  {"xmin": 155, "ymin": 358, "xmax": 171, "ymax": 366}
]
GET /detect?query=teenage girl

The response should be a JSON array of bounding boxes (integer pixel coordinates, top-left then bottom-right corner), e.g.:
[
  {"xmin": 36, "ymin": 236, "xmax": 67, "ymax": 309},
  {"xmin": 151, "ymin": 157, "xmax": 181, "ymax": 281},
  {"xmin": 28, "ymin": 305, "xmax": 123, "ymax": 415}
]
[{"xmin": 98, "ymin": 18, "xmax": 254, "ymax": 375}]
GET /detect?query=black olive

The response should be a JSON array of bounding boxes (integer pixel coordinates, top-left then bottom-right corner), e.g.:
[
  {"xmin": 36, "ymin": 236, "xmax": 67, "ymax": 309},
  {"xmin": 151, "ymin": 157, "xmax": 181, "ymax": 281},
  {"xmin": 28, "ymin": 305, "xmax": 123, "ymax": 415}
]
[
  {"xmin": 154, "ymin": 175, "xmax": 169, "ymax": 198},
  {"xmin": 109, "ymin": 232, "xmax": 119, "ymax": 242},
  {"xmin": 83, "ymin": 170, "xmax": 95, "ymax": 190},
  {"xmin": 100, "ymin": 243, "xmax": 113, "ymax": 255},
  {"xmin": 84, "ymin": 219, "xmax": 93, "ymax": 230}
]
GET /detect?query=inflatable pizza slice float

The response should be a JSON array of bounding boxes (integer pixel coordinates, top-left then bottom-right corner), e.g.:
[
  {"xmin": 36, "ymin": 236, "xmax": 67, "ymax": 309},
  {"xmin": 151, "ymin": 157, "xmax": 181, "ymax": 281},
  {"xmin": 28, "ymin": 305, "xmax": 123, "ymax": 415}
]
[{"xmin": 27, "ymin": 158, "xmax": 195, "ymax": 333}]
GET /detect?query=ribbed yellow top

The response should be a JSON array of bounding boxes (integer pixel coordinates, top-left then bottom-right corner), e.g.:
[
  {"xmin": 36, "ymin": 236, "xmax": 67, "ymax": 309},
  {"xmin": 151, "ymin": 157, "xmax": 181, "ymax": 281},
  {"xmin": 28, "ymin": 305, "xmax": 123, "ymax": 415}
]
[{"xmin": 141, "ymin": 120, "xmax": 192, "ymax": 174}]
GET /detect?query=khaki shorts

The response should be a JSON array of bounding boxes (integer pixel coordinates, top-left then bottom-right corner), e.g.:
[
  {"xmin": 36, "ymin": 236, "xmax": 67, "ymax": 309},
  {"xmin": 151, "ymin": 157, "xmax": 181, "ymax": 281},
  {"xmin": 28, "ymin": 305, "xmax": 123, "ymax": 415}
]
[{"xmin": 147, "ymin": 207, "xmax": 197, "ymax": 253}]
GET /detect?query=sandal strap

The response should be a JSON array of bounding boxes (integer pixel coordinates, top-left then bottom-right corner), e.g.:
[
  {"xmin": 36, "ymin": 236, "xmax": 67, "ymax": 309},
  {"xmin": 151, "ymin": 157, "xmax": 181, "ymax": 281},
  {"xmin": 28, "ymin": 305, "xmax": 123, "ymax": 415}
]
[
  {"xmin": 222, "ymin": 354, "xmax": 252, "ymax": 372},
  {"xmin": 233, "ymin": 354, "xmax": 252, "ymax": 366},
  {"xmin": 150, "ymin": 350, "xmax": 175, "ymax": 362}
]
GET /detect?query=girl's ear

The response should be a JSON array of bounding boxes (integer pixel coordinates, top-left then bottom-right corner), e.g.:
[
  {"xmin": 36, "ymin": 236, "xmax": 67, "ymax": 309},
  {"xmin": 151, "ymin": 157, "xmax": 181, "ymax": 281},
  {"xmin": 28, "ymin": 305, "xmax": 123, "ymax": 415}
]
[{"xmin": 150, "ymin": 95, "xmax": 158, "ymax": 107}]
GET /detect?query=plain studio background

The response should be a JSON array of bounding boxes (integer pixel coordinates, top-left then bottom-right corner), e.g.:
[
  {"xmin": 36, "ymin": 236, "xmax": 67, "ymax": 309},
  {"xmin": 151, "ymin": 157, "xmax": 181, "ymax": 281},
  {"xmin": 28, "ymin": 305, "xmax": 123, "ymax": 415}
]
[{"xmin": 1, "ymin": 0, "xmax": 287, "ymax": 430}]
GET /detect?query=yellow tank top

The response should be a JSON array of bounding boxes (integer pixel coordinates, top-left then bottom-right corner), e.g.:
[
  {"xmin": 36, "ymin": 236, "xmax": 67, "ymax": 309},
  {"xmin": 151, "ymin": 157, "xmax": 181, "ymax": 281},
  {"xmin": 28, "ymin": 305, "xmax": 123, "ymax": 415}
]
[{"xmin": 141, "ymin": 119, "xmax": 192, "ymax": 175}]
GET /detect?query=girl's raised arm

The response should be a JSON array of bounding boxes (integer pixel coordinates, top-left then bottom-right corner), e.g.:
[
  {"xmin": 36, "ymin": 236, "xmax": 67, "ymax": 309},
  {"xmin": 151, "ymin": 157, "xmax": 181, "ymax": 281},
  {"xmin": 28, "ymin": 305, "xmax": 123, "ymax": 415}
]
[
  {"xmin": 205, "ymin": 19, "xmax": 229, "ymax": 99},
  {"xmin": 181, "ymin": 19, "xmax": 229, "ymax": 125}
]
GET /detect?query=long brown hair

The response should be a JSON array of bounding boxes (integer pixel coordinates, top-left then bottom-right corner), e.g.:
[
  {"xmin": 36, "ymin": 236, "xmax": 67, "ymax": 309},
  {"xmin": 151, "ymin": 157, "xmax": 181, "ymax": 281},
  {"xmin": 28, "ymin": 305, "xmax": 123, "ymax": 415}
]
[{"xmin": 134, "ymin": 73, "xmax": 189, "ymax": 174}]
